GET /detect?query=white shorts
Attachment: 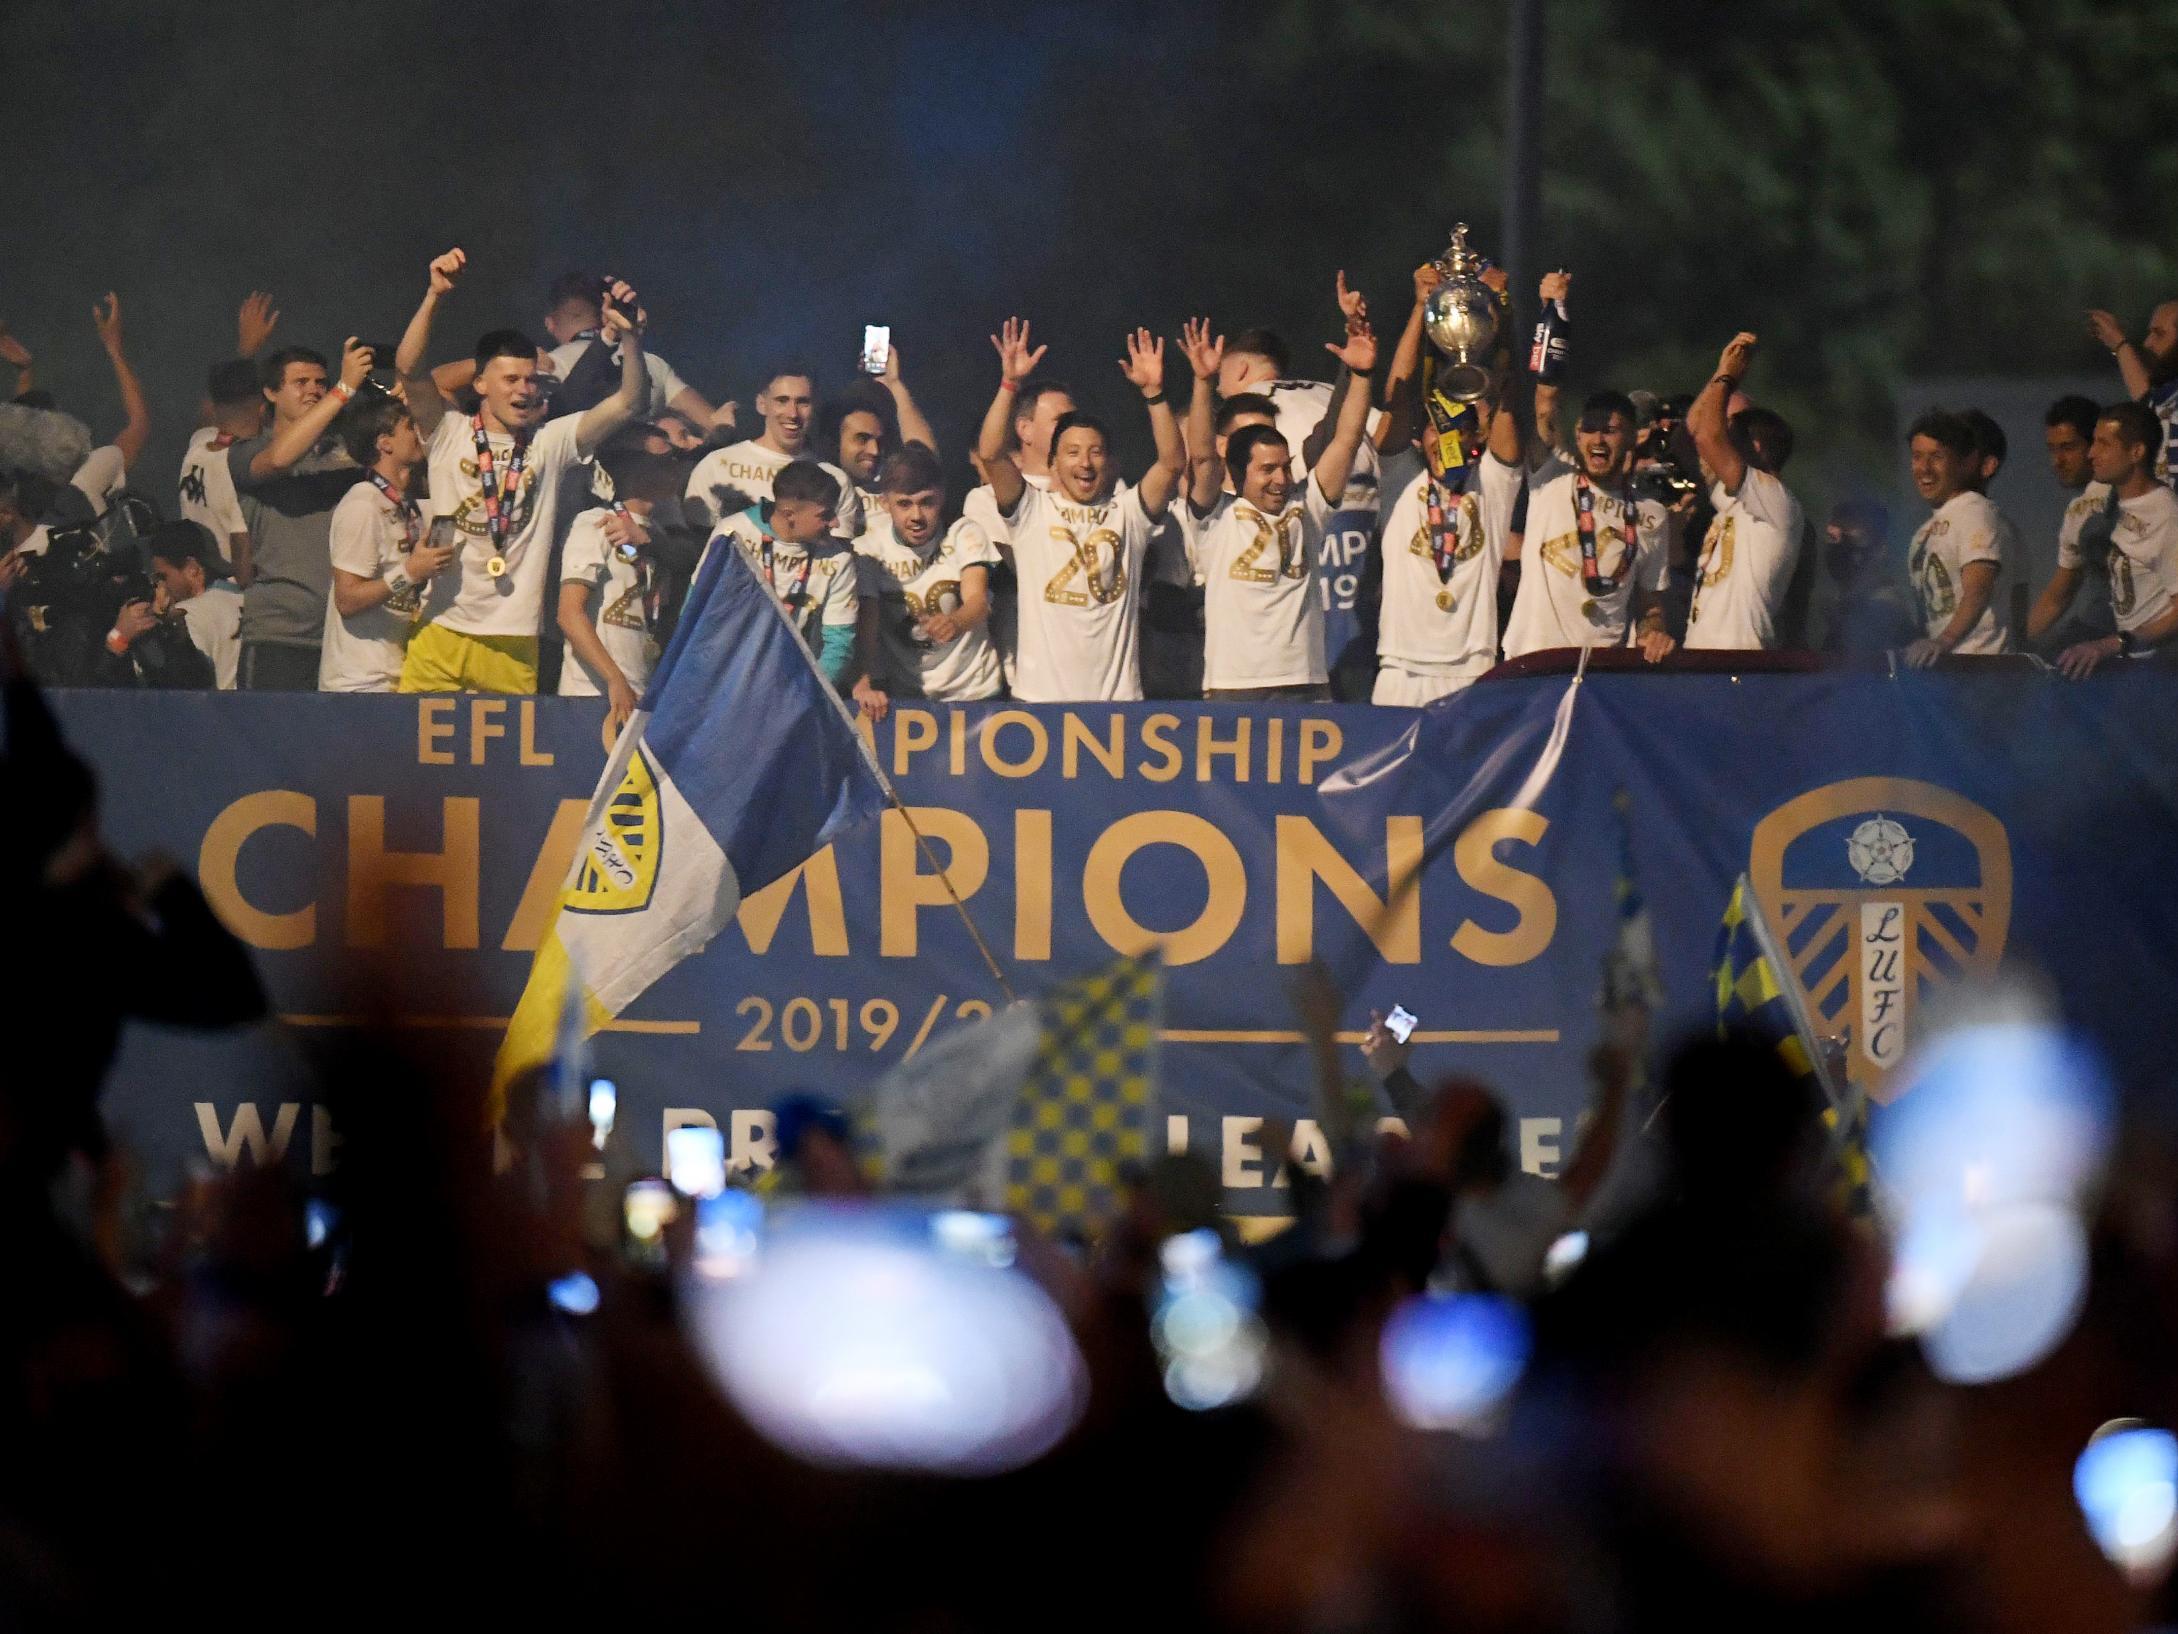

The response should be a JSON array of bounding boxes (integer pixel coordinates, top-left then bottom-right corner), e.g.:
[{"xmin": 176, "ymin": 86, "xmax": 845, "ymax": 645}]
[{"xmin": 1371, "ymin": 663, "xmax": 1479, "ymax": 708}]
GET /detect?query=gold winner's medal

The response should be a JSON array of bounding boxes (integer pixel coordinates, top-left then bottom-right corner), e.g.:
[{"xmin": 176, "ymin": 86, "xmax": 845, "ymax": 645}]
[
  {"xmin": 487, "ymin": 554, "xmax": 508, "ymax": 579},
  {"xmin": 1436, "ymin": 588, "xmax": 1456, "ymax": 612}
]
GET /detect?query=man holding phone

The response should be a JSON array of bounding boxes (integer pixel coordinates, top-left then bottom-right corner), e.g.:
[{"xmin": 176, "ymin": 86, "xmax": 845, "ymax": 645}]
[
  {"xmin": 318, "ymin": 390, "xmax": 454, "ymax": 692},
  {"xmin": 393, "ymin": 247, "xmax": 656, "ymax": 694}
]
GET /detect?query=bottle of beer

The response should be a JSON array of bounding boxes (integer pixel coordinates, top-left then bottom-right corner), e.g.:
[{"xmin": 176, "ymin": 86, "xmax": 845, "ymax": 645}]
[{"xmin": 1529, "ymin": 294, "xmax": 1569, "ymax": 384}]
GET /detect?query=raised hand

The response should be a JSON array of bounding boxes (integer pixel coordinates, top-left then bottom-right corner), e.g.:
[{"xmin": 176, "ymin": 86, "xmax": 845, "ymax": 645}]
[
  {"xmin": 1118, "ymin": 327, "xmax": 1165, "ymax": 396},
  {"xmin": 1179, "ymin": 316, "xmax": 1225, "ymax": 380},
  {"xmin": 339, "ymin": 336, "xmax": 376, "ymax": 391},
  {"xmin": 237, "ymin": 290, "xmax": 281, "ymax": 356},
  {"xmin": 1717, "ymin": 330, "xmax": 1759, "ymax": 380},
  {"xmin": 599, "ymin": 276, "xmax": 646, "ymax": 340},
  {"xmin": 878, "ymin": 338, "xmax": 904, "ymax": 386},
  {"xmin": 91, "ymin": 293, "xmax": 125, "ymax": 351},
  {"xmin": 2087, "ymin": 309, "xmax": 2128, "ymax": 353},
  {"xmin": 1324, "ymin": 317, "xmax": 1378, "ymax": 375},
  {"xmin": 0, "ymin": 322, "xmax": 28, "ymax": 370},
  {"xmin": 1335, "ymin": 270, "xmax": 1368, "ymax": 330},
  {"xmin": 427, "ymin": 247, "xmax": 467, "ymax": 296},
  {"xmin": 1413, "ymin": 261, "xmax": 1445, "ymax": 307},
  {"xmin": 1539, "ymin": 267, "xmax": 1572, "ymax": 306},
  {"xmin": 990, "ymin": 316, "xmax": 1047, "ymax": 383}
]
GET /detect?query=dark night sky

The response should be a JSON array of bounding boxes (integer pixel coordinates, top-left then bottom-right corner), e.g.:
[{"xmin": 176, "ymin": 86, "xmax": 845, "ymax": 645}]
[{"xmin": 6, "ymin": 0, "xmax": 1418, "ymax": 484}]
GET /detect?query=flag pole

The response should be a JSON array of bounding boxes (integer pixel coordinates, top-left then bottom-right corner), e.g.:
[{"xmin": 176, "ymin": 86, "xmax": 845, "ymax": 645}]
[{"xmin": 744, "ymin": 548, "xmax": 1019, "ymax": 1003}]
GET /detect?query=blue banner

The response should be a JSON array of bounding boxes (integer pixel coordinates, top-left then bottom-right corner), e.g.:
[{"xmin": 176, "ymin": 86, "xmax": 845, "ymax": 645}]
[{"xmin": 56, "ymin": 670, "xmax": 2178, "ymax": 1211}]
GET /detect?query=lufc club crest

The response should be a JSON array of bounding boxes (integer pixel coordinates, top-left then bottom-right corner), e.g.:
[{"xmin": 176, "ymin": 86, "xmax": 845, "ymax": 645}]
[
  {"xmin": 1750, "ymin": 778, "xmax": 2011, "ymax": 1104},
  {"xmin": 565, "ymin": 747, "xmax": 663, "ymax": 915}
]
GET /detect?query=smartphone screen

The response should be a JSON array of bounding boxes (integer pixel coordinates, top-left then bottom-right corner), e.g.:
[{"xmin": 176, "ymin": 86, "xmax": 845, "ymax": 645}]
[
  {"xmin": 427, "ymin": 517, "xmax": 458, "ymax": 551},
  {"xmin": 860, "ymin": 324, "xmax": 891, "ymax": 375},
  {"xmin": 666, "ymin": 1125, "xmax": 727, "ymax": 1199},
  {"xmin": 1386, "ymin": 1005, "xmax": 1419, "ymax": 1044}
]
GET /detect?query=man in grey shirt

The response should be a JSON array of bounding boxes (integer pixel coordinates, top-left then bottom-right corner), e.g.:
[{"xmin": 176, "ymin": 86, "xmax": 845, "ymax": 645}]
[{"xmin": 227, "ymin": 343, "xmax": 370, "ymax": 689}]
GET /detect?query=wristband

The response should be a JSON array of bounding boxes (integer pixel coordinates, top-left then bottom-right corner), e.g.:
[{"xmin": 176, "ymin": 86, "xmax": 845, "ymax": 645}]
[
  {"xmin": 2118, "ymin": 629, "xmax": 2139, "ymax": 655},
  {"xmin": 1142, "ymin": 391, "xmax": 1166, "ymax": 406},
  {"xmin": 1711, "ymin": 373, "xmax": 1739, "ymax": 389},
  {"xmin": 105, "ymin": 627, "xmax": 130, "ymax": 656},
  {"xmin": 384, "ymin": 566, "xmax": 415, "ymax": 597},
  {"xmin": 1000, "ymin": 378, "xmax": 1023, "ymax": 394},
  {"xmin": 332, "ymin": 381, "xmax": 356, "ymax": 404}
]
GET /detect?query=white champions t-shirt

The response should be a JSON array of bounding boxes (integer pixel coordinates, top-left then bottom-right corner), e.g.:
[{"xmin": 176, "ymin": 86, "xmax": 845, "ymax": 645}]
[
  {"xmin": 557, "ymin": 507, "xmax": 657, "ymax": 697},
  {"xmin": 2061, "ymin": 483, "xmax": 2178, "ymax": 637},
  {"xmin": 419, "ymin": 411, "xmax": 588, "ymax": 641},
  {"xmin": 180, "ymin": 582, "xmax": 244, "ymax": 689},
  {"xmin": 178, "ymin": 427, "xmax": 246, "ymax": 548},
  {"xmin": 1686, "ymin": 468, "xmax": 1807, "ymax": 650},
  {"xmin": 855, "ymin": 516, "xmax": 1004, "ymax": 701},
  {"xmin": 1002, "ymin": 483, "xmax": 1155, "ymax": 702},
  {"xmin": 713, "ymin": 511, "xmax": 859, "ymax": 648},
  {"xmin": 1908, "ymin": 490, "xmax": 2008, "ymax": 653},
  {"xmin": 319, "ymin": 480, "xmax": 421, "ymax": 692},
  {"xmin": 1194, "ymin": 476, "xmax": 1336, "ymax": 691},
  {"xmin": 1502, "ymin": 458, "xmax": 1673, "ymax": 658},
  {"xmin": 1375, "ymin": 448, "xmax": 1523, "ymax": 686},
  {"xmin": 683, "ymin": 440, "xmax": 862, "ymax": 538},
  {"xmin": 545, "ymin": 338, "xmax": 690, "ymax": 411},
  {"xmin": 964, "ymin": 473, "xmax": 1047, "ymax": 690}
]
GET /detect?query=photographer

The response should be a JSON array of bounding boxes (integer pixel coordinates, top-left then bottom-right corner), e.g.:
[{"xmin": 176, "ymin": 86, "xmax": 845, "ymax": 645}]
[
  {"xmin": 11, "ymin": 503, "xmax": 213, "ymax": 688},
  {"xmin": 147, "ymin": 521, "xmax": 243, "ymax": 688}
]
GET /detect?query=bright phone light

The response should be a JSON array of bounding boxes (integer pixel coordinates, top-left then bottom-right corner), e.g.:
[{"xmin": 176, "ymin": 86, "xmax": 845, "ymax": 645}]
[
  {"xmin": 684, "ymin": 1212, "xmax": 1086, "ymax": 1475},
  {"xmin": 2076, "ymin": 1421, "xmax": 2178, "ymax": 1582},
  {"xmin": 1381, "ymin": 1292, "xmax": 1530, "ymax": 1434}
]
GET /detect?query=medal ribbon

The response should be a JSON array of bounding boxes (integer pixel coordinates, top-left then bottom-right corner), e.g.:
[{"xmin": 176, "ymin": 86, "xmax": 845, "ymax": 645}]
[
  {"xmin": 368, "ymin": 472, "xmax": 419, "ymax": 550},
  {"xmin": 1574, "ymin": 474, "xmax": 1637, "ymax": 596},
  {"xmin": 470, "ymin": 414, "xmax": 532, "ymax": 560}
]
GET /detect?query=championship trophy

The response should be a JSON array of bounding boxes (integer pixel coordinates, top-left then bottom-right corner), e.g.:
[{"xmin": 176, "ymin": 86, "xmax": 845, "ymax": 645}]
[{"xmin": 1421, "ymin": 222, "xmax": 1502, "ymax": 402}]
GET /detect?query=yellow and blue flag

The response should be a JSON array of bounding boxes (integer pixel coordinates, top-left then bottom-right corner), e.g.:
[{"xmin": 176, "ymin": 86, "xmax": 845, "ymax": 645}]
[
  {"xmin": 495, "ymin": 540, "xmax": 889, "ymax": 1111},
  {"xmin": 1712, "ymin": 872, "xmax": 1872, "ymax": 1205},
  {"xmin": 1005, "ymin": 956, "xmax": 1163, "ymax": 1240}
]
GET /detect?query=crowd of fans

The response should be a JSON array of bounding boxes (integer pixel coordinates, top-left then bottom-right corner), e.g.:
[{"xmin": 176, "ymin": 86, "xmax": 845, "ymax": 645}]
[
  {"xmin": 5, "ymin": 255, "xmax": 2176, "ymax": 711},
  {"xmin": 2, "ymin": 647, "xmax": 2173, "ymax": 1628}
]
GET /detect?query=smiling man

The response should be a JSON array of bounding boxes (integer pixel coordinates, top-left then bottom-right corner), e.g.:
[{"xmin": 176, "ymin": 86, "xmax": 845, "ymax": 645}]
[
  {"xmin": 1902, "ymin": 409, "xmax": 2008, "ymax": 665},
  {"xmin": 974, "ymin": 317, "xmax": 1185, "ymax": 702},
  {"xmin": 684, "ymin": 365, "xmax": 862, "ymax": 538},
  {"xmin": 1502, "ymin": 388, "xmax": 1676, "ymax": 661},
  {"xmin": 393, "ymin": 247, "xmax": 653, "ymax": 694}
]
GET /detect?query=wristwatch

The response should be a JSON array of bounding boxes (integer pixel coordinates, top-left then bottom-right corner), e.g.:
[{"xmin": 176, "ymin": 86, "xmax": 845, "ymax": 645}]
[{"xmin": 2117, "ymin": 629, "xmax": 2139, "ymax": 656}]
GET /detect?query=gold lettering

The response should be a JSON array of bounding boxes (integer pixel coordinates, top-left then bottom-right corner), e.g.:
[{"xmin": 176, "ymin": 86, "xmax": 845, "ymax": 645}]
[
  {"xmin": 1014, "ymin": 808, "xmax": 1053, "ymax": 961},
  {"xmin": 1450, "ymin": 808, "xmax": 1556, "ymax": 966},
  {"xmin": 949, "ymin": 707, "xmax": 967, "ymax": 775},
  {"xmin": 417, "ymin": 698, "xmax": 456, "ymax": 765},
  {"xmin": 893, "ymin": 708, "xmax": 939, "ymax": 776},
  {"xmin": 518, "ymin": 699, "xmax": 554, "ymax": 766},
  {"xmin": 1298, "ymin": 718, "xmax": 1341, "ymax": 785},
  {"xmin": 501, "ymin": 798, "xmax": 588, "ymax": 951},
  {"xmin": 977, "ymin": 709, "xmax": 1049, "ymax": 778},
  {"xmin": 1082, "ymin": 811, "xmax": 1246, "ymax": 965},
  {"xmin": 881, "ymin": 807, "xmax": 991, "ymax": 957},
  {"xmin": 198, "ymin": 790, "xmax": 316, "ymax": 949},
  {"xmin": 1275, "ymin": 815, "xmax": 1423, "ymax": 964},
  {"xmin": 1137, "ymin": 713, "xmax": 1184, "ymax": 782},
  {"xmin": 468, "ymin": 698, "xmax": 507, "ymax": 764},
  {"xmin": 1062, "ymin": 712, "xmax": 1125, "ymax": 779},
  {"xmin": 735, "ymin": 851, "xmax": 850, "ymax": 956},
  {"xmin": 1266, "ymin": 716, "xmax": 1285, "ymax": 784},
  {"xmin": 1196, "ymin": 714, "xmax": 1250, "ymax": 782},
  {"xmin": 345, "ymin": 796, "xmax": 481, "ymax": 949}
]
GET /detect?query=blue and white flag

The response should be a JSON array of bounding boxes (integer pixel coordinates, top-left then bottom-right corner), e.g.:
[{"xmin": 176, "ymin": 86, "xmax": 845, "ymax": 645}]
[{"xmin": 494, "ymin": 541, "xmax": 889, "ymax": 1110}]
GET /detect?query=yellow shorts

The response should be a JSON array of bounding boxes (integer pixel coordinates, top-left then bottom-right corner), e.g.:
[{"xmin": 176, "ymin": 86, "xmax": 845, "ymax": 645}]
[{"xmin": 399, "ymin": 624, "xmax": 540, "ymax": 694}]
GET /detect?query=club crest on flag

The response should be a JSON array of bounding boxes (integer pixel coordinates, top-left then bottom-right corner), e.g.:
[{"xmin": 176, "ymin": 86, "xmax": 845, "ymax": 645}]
[
  {"xmin": 566, "ymin": 746, "xmax": 664, "ymax": 916},
  {"xmin": 1750, "ymin": 777, "xmax": 2011, "ymax": 1104}
]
